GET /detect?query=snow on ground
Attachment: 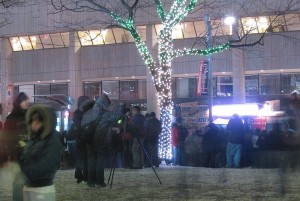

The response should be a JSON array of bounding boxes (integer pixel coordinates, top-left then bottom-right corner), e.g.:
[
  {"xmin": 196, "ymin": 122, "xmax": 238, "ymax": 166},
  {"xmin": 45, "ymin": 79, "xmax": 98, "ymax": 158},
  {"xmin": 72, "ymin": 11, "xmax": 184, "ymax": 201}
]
[{"xmin": 1, "ymin": 163, "xmax": 300, "ymax": 201}]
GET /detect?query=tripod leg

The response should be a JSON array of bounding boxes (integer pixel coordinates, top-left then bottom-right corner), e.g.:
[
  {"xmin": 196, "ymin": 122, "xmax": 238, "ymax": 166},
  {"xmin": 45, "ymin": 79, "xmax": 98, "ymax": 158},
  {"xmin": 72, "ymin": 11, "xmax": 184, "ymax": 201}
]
[
  {"xmin": 110, "ymin": 158, "xmax": 117, "ymax": 189},
  {"xmin": 107, "ymin": 151, "xmax": 117, "ymax": 184},
  {"xmin": 136, "ymin": 137, "xmax": 162, "ymax": 184}
]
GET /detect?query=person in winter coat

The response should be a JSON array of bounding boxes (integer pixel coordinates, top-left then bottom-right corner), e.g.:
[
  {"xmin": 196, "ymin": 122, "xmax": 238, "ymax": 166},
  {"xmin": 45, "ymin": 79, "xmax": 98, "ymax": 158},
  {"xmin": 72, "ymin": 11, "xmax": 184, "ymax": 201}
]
[
  {"xmin": 15, "ymin": 105, "xmax": 63, "ymax": 201},
  {"xmin": 226, "ymin": 114, "xmax": 244, "ymax": 168},
  {"xmin": 130, "ymin": 106, "xmax": 146, "ymax": 169},
  {"xmin": 4, "ymin": 92, "xmax": 30, "ymax": 162},
  {"xmin": 71, "ymin": 96, "xmax": 93, "ymax": 184},
  {"xmin": 171, "ymin": 123, "xmax": 180, "ymax": 165},
  {"xmin": 144, "ymin": 112, "xmax": 161, "ymax": 167},
  {"xmin": 81, "ymin": 94, "xmax": 124, "ymax": 187},
  {"xmin": 203, "ymin": 123, "xmax": 219, "ymax": 168}
]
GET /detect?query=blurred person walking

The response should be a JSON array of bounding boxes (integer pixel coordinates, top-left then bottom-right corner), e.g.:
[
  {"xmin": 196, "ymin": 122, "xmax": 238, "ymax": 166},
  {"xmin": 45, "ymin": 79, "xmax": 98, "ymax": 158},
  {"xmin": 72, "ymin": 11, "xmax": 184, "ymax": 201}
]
[
  {"xmin": 144, "ymin": 112, "xmax": 161, "ymax": 167},
  {"xmin": 130, "ymin": 106, "xmax": 146, "ymax": 169},
  {"xmin": 18, "ymin": 105, "xmax": 63, "ymax": 201},
  {"xmin": 226, "ymin": 114, "xmax": 244, "ymax": 168}
]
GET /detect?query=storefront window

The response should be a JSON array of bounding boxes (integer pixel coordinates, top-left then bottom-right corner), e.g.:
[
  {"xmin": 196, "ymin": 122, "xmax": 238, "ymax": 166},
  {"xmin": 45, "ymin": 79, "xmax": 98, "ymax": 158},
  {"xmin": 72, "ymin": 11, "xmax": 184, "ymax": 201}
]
[
  {"xmin": 19, "ymin": 85, "xmax": 34, "ymax": 102},
  {"xmin": 120, "ymin": 80, "xmax": 137, "ymax": 100},
  {"xmin": 138, "ymin": 79, "xmax": 147, "ymax": 99},
  {"xmin": 51, "ymin": 83, "xmax": 68, "ymax": 95},
  {"xmin": 175, "ymin": 77, "xmax": 196, "ymax": 98},
  {"xmin": 84, "ymin": 82, "xmax": 101, "ymax": 99},
  {"xmin": 102, "ymin": 81, "xmax": 119, "ymax": 100},
  {"xmin": 260, "ymin": 74, "xmax": 280, "ymax": 95},
  {"xmin": 245, "ymin": 75, "xmax": 259, "ymax": 95},
  {"xmin": 281, "ymin": 73, "xmax": 300, "ymax": 94},
  {"xmin": 216, "ymin": 76, "xmax": 233, "ymax": 97}
]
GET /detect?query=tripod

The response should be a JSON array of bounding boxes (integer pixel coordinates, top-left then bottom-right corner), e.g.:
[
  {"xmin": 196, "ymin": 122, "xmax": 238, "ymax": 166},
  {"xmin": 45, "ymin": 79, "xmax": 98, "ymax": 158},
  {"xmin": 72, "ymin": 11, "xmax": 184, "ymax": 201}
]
[{"xmin": 107, "ymin": 136, "xmax": 162, "ymax": 189}]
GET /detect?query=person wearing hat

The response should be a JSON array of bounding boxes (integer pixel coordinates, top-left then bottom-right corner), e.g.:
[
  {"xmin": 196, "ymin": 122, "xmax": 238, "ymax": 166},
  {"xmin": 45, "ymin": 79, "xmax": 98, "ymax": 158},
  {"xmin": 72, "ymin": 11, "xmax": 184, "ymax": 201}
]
[{"xmin": 4, "ymin": 92, "xmax": 30, "ymax": 162}]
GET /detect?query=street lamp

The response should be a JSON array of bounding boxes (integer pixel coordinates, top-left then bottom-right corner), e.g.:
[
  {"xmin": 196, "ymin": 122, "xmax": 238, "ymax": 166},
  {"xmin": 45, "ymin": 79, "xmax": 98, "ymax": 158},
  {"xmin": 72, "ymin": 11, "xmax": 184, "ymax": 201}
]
[
  {"xmin": 204, "ymin": 14, "xmax": 213, "ymax": 123},
  {"xmin": 224, "ymin": 16, "xmax": 236, "ymax": 35}
]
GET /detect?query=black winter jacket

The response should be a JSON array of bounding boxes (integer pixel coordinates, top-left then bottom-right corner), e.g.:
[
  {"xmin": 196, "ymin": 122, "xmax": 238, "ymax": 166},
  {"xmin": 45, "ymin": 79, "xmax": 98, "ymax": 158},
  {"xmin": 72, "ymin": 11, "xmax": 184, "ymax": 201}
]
[{"xmin": 20, "ymin": 105, "xmax": 63, "ymax": 187}]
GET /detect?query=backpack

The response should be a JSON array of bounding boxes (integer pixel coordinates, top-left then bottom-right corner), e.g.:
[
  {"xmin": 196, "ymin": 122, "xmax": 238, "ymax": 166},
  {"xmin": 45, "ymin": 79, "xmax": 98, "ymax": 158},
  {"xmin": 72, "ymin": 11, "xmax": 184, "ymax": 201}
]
[{"xmin": 80, "ymin": 113, "xmax": 103, "ymax": 143}]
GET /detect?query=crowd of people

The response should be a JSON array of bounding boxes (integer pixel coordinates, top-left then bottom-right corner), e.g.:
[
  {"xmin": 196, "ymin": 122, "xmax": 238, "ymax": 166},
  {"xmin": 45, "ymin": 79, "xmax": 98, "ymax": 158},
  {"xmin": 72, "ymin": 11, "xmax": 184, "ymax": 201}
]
[{"xmin": 1, "ymin": 91, "xmax": 300, "ymax": 200}]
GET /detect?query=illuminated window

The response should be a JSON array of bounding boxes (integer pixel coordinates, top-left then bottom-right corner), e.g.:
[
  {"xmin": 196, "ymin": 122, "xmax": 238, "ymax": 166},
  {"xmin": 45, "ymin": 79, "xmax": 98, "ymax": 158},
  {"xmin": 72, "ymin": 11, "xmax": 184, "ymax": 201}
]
[
  {"xmin": 136, "ymin": 26, "xmax": 146, "ymax": 41},
  {"xmin": 102, "ymin": 81, "xmax": 119, "ymax": 100},
  {"xmin": 181, "ymin": 22, "xmax": 196, "ymax": 38},
  {"xmin": 10, "ymin": 37, "xmax": 22, "ymax": 51},
  {"xmin": 284, "ymin": 14, "xmax": 300, "ymax": 31},
  {"xmin": 120, "ymin": 80, "xmax": 137, "ymax": 100},
  {"xmin": 194, "ymin": 21, "xmax": 206, "ymax": 37},
  {"xmin": 269, "ymin": 15, "xmax": 286, "ymax": 32},
  {"xmin": 51, "ymin": 33, "xmax": 65, "ymax": 48},
  {"xmin": 19, "ymin": 36, "xmax": 32, "ymax": 50},
  {"xmin": 138, "ymin": 79, "xmax": 147, "ymax": 99},
  {"xmin": 113, "ymin": 28, "xmax": 127, "ymax": 43},
  {"xmin": 61, "ymin": 33, "xmax": 69, "ymax": 47},
  {"xmin": 89, "ymin": 30, "xmax": 104, "ymax": 45},
  {"xmin": 40, "ymin": 34, "xmax": 54, "ymax": 48},
  {"xmin": 30, "ymin": 36, "xmax": 43, "ymax": 50},
  {"xmin": 241, "ymin": 17, "xmax": 258, "ymax": 34},
  {"xmin": 212, "ymin": 19, "xmax": 231, "ymax": 36},
  {"xmin": 256, "ymin": 16, "xmax": 270, "ymax": 33},
  {"xmin": 78, "ymin": 31, "xmax": 92, "ymax": 46},
  {"xmin": 102, "ymin": 29, "xmax": 115, "ymax": 44},
  {"xmin": 78, "ymin": 30, "xmax": 104, "ymax": 46}
]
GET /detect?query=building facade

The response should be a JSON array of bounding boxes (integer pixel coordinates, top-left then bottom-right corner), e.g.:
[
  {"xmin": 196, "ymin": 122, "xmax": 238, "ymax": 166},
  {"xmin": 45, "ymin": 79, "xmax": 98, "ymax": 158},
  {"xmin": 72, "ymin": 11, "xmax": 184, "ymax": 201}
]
[{"xmin": 0, "ymin": 0, "xmax": 300, "ymax": 120}]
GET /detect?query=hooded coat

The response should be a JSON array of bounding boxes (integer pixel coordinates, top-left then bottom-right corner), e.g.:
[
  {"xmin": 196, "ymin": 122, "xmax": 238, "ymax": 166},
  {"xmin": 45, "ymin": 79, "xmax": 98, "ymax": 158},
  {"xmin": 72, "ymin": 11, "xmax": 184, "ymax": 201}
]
[
  {"xmin": 81, "ymin": 94, "xmax": 124, "ymax": 147},
  {"xmin": 20, "ymin": 105, "xmax": 63, "ymax": 187}
]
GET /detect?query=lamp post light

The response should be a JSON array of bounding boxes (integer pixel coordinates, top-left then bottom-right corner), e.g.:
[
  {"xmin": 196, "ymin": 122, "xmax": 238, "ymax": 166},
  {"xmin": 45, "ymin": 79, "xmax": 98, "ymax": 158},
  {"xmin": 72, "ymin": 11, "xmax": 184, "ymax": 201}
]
[
  {"xmin": 224, "ymin": 16, "xmax": 236, "ymax": 35},
  {"xmin": 204, "ymin": 14, "xmax": 213, "ymax": 123}
]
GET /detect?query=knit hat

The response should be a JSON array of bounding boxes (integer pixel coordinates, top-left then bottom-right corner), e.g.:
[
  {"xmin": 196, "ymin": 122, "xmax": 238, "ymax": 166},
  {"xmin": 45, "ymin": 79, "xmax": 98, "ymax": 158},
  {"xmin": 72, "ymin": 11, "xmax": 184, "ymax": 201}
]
[
  {"xmin": 13, "ymin": 92, "xmax": 29, "ymax": 109},
  {"xmin": 77, "ymin": 96, "xmax": 90, "ymax": 108}
]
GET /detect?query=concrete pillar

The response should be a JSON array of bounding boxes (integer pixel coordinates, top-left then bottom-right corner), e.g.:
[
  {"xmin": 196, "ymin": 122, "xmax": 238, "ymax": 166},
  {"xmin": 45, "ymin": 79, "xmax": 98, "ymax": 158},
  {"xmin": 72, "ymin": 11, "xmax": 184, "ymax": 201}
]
[
  {"xmin": 146, "ymin": 25, "xmax": 159, "ymax": 117},
  {"xmin": 0, "ymin": 38, "xmax": 13, "ymax": 120},
  {"xmin": 68, "ymin": 32, "xmax": 82, "ymax": 110},
  {"xmin": 232, "ymin": 48, "xmax": 246, "ymax": 103}
]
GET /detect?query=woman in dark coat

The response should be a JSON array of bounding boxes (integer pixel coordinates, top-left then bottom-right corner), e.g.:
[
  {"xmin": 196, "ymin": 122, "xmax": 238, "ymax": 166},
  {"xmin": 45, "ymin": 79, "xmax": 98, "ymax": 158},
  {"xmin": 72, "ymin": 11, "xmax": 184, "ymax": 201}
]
[
  {"xmin": 203, "ymin": 123, "xmax": 219, "ymax": 168},
  {"xmin": 19, "ymin": 105, "xmax": 62, "ymax": 200},
  {"xmin": 4, "ymin": 92, "xmax": 29, "ymax": 162}
]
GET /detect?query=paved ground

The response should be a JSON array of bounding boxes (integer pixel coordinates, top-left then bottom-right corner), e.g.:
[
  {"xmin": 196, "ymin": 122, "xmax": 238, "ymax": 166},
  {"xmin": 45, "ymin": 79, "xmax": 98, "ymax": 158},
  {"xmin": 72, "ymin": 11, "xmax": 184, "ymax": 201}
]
[{"xmin": 1, "ymin": 162, "xmax": 300, "ymax": 201}]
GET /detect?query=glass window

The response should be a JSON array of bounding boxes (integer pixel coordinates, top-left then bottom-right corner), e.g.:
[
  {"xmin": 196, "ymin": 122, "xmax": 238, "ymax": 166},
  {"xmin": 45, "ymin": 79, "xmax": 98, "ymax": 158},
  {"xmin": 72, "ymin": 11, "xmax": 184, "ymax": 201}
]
[
  {"xmin": 175, "ymin": 77, "xmax": 196, "ymax": 98},
  {"xmin": 260, "ymin": 74, "xmax": 280, "ymax": 95},
  {"xmin": 40, "ymin": 34, "xmax": 54, "ymax": 48},
  {"xmin": 35, "ymin": 84, "xmax": 50, "ymax": 95},
  {"xmin": 19, "ymin": 85, "xmax": 34, "ymax": 102},
  {"xmin": 212, "ymin": 20, "xmax": 229, "ymax": 36},
  {"xmin": 194, "ymin": 21, "xmax": 207, "ymax": 37},
  {"xmin": 136, "ymin": 26, "xmax": 146, "ymax": 41},
  {"xmin": 245, "ymin": 75, "xmax": 259, "ymax": 96},
  {"xmin": 171, "ymin": 78, "xmax": 176, "ymax": 98},
  {"xmin": 102, "ymin": 29, "xmax": 115, "ymax": 44},
  {"xmin": 182, "ymin": 22, "xmax": 196, "ymax": 38},
  {"xmin": 19, "ymin": 36, "xmax": 33, "ymax": 50},
  {"xmin": 50, "ymin": 33, "xmax": 65, "ymax": 48},
  {"xmin": 256, "ymin": 16, "xmax": 270, "ymax": 33},
  {"xmin": 281, "ymin": 73, "xmax": 300, "ymax": 94},
  {"xmin": 61, "ymin": 33, "xmax": 69, "ymax": 47},
  {"xmin": 51, "ymin": 83, "xmax": 68, "ymax": 95},
  {"xmin": 120, "ymin": 80, "xmax": 138, "ymax": 100},
  {"xmin": 102, "ymin": 81, "xmax": 119, "ymax": 100},
  {"xmin": 154, "ymin": 24, "xmax": 163, "ymax": 36},
  {"xmin": 30, "ymin": 35, "xmax": 43, "ymax": 50},
  {"xmin": 138, "ymin": 79, "xmax": 147, "ymax": 99},
  {"xmin": 84, "ymin": 82, "xmax": 101, "ymax": 99},
  {"xmin": 241, "ymin": 17, "xmax": 258, "ymax": 34},
  {"xmin": 113, "ymin": 28, "xmax": 127, "ymax": 43},
  {"xmin": 270, "ymin": 15, "xmax": 287, "ymax": 32},
  {"xmin": 285, "ymin": 14, "xmax": 300, "ymax": 31},
  {"xmin": 216, "ymin": 76, "xmax": 233, "ymax": 97},
  {"xmin": 78, "ymin": 31, "xmax": 93, "ymax": 46},
  {"xmin": 10, "ymin": 37, "xmax": 22, "ymax": 51},
  {"xmin": 124, "ymin": 31, "xmax": 134, "ymax": 42},
  {"xmin": 89, "ymin": 30, "xmax": 104, "ymax": 45},
  {"xmin": 172, "ymin": 24, "xmax": 184, "ymax": 39}
]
